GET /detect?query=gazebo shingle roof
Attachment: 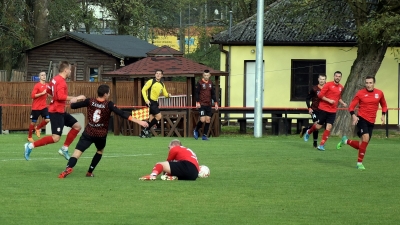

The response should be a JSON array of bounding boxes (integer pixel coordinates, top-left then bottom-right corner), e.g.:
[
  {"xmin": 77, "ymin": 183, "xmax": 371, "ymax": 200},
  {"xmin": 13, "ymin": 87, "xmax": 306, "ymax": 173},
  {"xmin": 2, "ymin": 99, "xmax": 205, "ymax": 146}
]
[{"xmin": 103, "ymin": 46, "xmax": 228, "ymax": 78}]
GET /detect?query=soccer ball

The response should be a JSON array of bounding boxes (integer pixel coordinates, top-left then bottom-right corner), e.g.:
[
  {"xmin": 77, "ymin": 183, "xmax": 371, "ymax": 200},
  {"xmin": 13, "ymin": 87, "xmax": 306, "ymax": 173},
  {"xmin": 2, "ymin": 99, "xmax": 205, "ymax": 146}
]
[{"xmin": 198, "ymin": 165, "xmax": 210, "ymax": 178}]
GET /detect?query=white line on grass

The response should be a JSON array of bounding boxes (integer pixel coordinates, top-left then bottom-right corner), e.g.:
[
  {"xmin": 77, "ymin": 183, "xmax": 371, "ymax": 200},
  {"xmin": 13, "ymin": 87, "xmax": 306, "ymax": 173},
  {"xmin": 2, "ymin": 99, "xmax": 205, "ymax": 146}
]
[{"xmin": 0, "ymin": 154, "xmax": 153, "ymax": 162}]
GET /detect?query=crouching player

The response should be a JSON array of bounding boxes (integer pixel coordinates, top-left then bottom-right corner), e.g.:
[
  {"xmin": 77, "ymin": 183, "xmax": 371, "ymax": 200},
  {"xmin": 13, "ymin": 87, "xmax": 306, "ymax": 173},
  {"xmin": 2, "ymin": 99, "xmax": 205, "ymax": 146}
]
[
  {"xmin": 139, "ymin": 139, "xmax": 199, "ymax": 181},
  {"xmin": 58, "ymin": 84, "xmax": 148, "ymax": 178}
]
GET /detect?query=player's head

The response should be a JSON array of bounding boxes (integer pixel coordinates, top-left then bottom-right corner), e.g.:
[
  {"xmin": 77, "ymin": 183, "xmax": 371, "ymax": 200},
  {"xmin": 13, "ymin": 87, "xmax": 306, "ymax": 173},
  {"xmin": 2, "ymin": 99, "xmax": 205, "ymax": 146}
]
[
  {"xmin": 39, "ymin": 71, "xmax": 46, "ymax": 82},
  {"xmin": 168, "ymin": 139, "xmax": 181, "ymax": 149},
  {"xmin": 98, "ymin": 84, "xmax": 110, "ymax": 98},
  {"xmin": 59, "ymin": 61, "xmax": 71, "ymax": 78},
  {"xmin": 333, "ymin": 71, "xmax": 342, "ymax": 84},
  {"xmin": 318, "ymin": 74, "xmax": 326, "ymax": 86},
  {"xmin": 155, "ymin": 69, "xmax": 163, "ymax": 81},
  {"xmin": 202, "ymin": 70, "xmax": 211, "ymax": 81},
  {"xmin": 365, "ymin": 76, "xmax": 375, "ymax": 91}
]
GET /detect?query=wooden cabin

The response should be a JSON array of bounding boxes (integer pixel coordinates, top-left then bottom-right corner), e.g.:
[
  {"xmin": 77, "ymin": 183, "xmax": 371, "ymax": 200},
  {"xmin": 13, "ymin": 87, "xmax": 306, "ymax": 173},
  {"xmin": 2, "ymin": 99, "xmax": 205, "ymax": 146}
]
[{"xmin": 24, "ymin": 32, "xmax": 158, "ymax": 82}]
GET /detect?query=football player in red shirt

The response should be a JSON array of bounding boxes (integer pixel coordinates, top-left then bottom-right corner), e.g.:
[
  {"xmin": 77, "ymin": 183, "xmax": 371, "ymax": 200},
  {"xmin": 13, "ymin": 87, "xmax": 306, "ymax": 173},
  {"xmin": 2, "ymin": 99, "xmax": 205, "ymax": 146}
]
[
  {"xmin": 193, "ymin": 70, "xmax": 218, "ymax": 141},
  {"xmin": 24, "ymin": 61, "xmax": 86, "ymax": 161},
  {"xmin": 27, "ymin": 72, "xmax": 50, "ymax": 142},
  {"xmin": 304, "ymin": 71, "xmax": 347, "ymax": 150},
  {"xmin": 58, "ymin": 84, "xmax": 148, "ymax": 178},
  {"xmin": 336, "ymin": 76, "xmax": 387, "ymax": 170},
  {"xmin": 139, "ymin": 139, "xmax": 200, "ymax": 181}
]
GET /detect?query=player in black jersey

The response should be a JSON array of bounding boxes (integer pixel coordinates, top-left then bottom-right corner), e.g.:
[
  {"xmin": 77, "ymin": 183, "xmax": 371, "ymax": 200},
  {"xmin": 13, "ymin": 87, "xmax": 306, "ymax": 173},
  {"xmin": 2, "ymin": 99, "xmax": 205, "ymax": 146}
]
[
  {"xmin": 58, "ymin": 84, "xmax": 148, "ymax": 178},
  {"xmin": 300, "ymin": 74, "xmax": 326, "ymax": 148}
]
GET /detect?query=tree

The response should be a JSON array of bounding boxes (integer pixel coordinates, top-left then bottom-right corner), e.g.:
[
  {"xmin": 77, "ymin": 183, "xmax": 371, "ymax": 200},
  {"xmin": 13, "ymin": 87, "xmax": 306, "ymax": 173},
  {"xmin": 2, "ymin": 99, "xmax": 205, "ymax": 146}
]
[
  {"xmin": 33, "ymin": 0, "xmax": 49, "ymax": 45},
  {"xmin": 0, "ymin": 0, "xmax": 33, "ymax": 75},
  {"xmin": 48, "ymin": 0, "xmax": 98, "ymax": 36},
  {"xmin": 276, "ymin": 0, "xmax": 400, "ymax": 136}
]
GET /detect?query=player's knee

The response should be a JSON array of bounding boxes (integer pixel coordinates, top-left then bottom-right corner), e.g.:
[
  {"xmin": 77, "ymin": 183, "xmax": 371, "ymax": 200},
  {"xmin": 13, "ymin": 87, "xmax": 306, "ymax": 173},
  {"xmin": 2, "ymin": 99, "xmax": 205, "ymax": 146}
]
[
  {"xmin": 72, "ymin": 123, "xmax": 82, "ymax": 130},
  {"xmin": 325, "ymin": 124, "xmax": 333, "ymax": 130},
  {"xmin": 52, "ymin": 135, "xmax": 61, "ymax": 142}
]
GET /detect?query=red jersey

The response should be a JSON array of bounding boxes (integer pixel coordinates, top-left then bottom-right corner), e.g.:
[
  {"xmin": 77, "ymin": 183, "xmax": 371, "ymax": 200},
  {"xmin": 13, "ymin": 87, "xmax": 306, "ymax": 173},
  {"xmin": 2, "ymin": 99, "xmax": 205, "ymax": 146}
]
[
  {"xmin": 31, "ymin": 82, "xmax": 48, "ymax": 110},
  {"xmin": 318, "ymin": 81, "xmax": 344, "ymax": 113},
  {"xmin": 349, "ymin": 88, "xmax": 387, "ymax": 124},
  {"xmin": 48, "ymin": 75, "xmax": 68, "ymax": 113},
  {"xmin": 166, "ymin": 146, "xmax": 200, "ymax": 171}
]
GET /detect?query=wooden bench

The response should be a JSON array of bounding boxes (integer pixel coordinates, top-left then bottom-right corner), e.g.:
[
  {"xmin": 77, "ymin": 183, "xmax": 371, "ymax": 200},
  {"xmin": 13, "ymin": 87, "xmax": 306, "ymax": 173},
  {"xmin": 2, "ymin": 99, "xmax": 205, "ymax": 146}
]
[
  {"xmin": 230, "ymin": 117, "xmax": 312, "ymax": 135},
  {"xmin": 227, "ymin": 117, "xmax": 279, "ymax": 135}
]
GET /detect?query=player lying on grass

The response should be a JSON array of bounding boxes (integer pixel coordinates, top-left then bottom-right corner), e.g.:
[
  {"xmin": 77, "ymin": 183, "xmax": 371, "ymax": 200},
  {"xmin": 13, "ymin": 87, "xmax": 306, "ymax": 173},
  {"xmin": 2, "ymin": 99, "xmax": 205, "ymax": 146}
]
[
  {"xmin": 58, "ymin": 84, "xmax": 148, "ymax": 178},
  {"xmin": 139, "ymin": 139, "xmax": 200, "ymax": 181}
]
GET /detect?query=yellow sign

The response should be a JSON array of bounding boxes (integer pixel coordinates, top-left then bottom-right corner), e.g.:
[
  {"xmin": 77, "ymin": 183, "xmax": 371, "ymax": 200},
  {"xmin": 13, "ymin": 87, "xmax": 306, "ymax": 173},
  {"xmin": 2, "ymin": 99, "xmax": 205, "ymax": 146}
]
[{"xmin": 149, "ymin": 35, "xmax": 198, "ymax": 53}]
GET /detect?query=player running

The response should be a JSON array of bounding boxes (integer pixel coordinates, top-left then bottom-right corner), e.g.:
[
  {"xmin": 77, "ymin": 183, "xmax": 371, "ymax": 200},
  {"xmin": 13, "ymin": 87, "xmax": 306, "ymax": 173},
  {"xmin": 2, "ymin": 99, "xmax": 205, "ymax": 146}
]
[
  {"xmin": 58, "ymin": 84, "xmax": 148, "ymax": 178},
  {"xmin": 336, "ymin": 76, "xmax": 387, "ymax": 170}
]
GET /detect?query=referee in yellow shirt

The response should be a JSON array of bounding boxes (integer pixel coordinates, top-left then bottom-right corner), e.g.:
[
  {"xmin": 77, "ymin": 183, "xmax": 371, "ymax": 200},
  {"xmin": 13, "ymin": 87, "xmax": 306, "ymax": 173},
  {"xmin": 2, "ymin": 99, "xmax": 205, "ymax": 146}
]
[{"xmin": 140, "ymin": 69, "xmax": 171, "ymax": 138}]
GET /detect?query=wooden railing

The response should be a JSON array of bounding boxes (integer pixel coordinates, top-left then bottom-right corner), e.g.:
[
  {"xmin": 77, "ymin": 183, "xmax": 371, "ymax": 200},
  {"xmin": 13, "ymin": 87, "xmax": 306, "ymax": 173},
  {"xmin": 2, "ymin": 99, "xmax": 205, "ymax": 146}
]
[{"xmin": 0, "ymin": 81, "xmax": 187, "ymax": 130}]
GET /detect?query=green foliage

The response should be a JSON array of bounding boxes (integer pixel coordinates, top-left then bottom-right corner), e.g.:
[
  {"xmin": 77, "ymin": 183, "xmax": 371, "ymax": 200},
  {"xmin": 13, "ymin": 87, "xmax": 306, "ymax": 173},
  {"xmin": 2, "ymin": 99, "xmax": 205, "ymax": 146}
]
[
  {"xmin": 0, "ymin": 0, "xmax": 33, "ymax": 70},
  {"xmin": 48, "ymin": 0, "xmax": 100, "ymax": 36},
  {"xmin": 185, "ymin": 44, "xmax": 221, "ymax": 70},
  {"xmin": 184, "ymin": 26, "xmax": 225, "ymax": 70},
  {"xmin": 1, "ymin": 134, "xmax": 400, "ymax": 224}
]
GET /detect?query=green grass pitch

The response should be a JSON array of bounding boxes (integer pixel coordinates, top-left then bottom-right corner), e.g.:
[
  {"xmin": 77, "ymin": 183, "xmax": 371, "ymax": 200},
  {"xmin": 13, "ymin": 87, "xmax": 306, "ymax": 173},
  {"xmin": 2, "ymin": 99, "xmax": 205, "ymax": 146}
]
[{"xmin": 0, "ymin": 131, "xmax": 399, "ymax": 225}]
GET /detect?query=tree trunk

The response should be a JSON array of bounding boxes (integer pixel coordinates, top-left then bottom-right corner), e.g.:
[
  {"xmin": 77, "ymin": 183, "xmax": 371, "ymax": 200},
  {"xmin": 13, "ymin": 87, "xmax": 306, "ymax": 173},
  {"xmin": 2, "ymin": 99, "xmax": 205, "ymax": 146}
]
[
  {"xmin": 33, "ymin": 0, "xmax": 49, "ymax": 45},
  {"xmin": 331, "ymin": 43, "xmax": 388, "ymax": 137}
]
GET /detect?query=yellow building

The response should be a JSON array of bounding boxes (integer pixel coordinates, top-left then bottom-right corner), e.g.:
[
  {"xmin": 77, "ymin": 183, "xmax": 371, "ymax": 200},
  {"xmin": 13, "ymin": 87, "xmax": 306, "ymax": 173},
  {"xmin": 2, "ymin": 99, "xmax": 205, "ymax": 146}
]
[
  {"xmin": 149, "ymin": 35, "xmax": 198, "ymax": 53},
  {"xmin": 211, "ymin": 11, "xmax": 399, "ymax": 125}
]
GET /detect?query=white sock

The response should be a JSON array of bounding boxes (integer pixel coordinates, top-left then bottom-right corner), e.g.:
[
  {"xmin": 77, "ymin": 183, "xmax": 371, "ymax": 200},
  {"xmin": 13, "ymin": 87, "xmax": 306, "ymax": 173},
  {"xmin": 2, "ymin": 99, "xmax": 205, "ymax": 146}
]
[
  {"xmin": 28, "ymin": 143, "xmax": 34, "ymax": 149},
  {"xmin": 61, "ymin": 146, "xmax": 68, "ymax": 151},
  {"xmin": 150, "ymin": 173, "xmax": 157, "ymax": 176},
  {"xmin": 357, "ymin": 162, "xmax": 362, "ymax": 165}
]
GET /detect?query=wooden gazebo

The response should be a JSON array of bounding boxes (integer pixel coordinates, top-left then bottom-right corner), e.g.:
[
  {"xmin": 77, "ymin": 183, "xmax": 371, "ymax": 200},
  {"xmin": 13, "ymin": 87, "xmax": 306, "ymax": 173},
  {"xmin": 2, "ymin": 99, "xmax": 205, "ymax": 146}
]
[{"xmin": 102, "ymin": 46, "xmax": 229, "ymax": 137}]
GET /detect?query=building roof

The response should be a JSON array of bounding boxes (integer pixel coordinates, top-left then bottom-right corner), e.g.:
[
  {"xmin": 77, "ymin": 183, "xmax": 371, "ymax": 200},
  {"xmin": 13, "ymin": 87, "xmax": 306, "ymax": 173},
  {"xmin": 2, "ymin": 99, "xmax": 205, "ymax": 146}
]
[
  {"xmin": 103, "ymin": 46, "xmax": 228, "ymax": 78},
  {"xmin": 211, "ymin": 0, "xmax": 357, "ymax": 45},
  {"xmin": 26, "ymin": 32, "xmax": 158, "ymax": 59},
  {"xmin": 146, "ymin": 45, "xmax": 184, "ymax": 57}
]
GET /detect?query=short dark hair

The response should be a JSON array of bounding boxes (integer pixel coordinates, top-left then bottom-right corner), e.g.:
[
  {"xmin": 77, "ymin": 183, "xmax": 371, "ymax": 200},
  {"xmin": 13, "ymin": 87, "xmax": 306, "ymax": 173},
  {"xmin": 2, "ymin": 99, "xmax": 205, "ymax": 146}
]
[
  {"xmin": 59, "ymin": 61, "xmax": 70, "ymax": 73},
  {"xmin": 204, "ymin": 69, "xmax": 210, "ymax": 73},
  {"xmin": 319, "ymin": 74, "xmax": 326, "ymax": 78},
  {"xmin": 365, "ymin": 76, "xmax": 376, "ymax": 83},
  {"xmin": 98, "ymin": 84, "xmax": 110, "ymax": 97},
  {"xmin": 334, "ymin": 71, "xmax": 342, "ymax": 76},
  {"xmin": 155, "ymin": 69, "xmax": 163, "ymax": 74}
]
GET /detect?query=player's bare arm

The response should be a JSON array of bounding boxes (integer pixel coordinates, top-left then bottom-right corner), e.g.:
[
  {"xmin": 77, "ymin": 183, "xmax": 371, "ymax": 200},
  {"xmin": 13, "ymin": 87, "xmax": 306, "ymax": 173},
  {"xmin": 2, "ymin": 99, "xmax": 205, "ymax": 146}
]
[
  {"xmin": 339, "ymin": 99, "xmax": 347, "ymax": 107},
  {"xmin": 322, "ymin": 96, "xmax": 334, "ymax": 104},
  {"xmin": 352, "ymin": 114, "xmax": 359, "ymax": 125}
]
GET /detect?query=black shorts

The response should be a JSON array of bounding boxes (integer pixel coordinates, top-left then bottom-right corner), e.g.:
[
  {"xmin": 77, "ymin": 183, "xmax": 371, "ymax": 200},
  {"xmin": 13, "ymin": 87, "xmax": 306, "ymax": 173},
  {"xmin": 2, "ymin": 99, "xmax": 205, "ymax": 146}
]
[
  {"xmin": 149, "ymin": 100, "xmax": 160, "ymax": 115},
  {"xmin": 169, "ymin": 160, "xmax": 198, "ymax": 180},
  {"xmin": 356, "ymin": 116, "xmax": 374, "ymax": 139},
  {"xmin": 199, "ymin": 105, "xmax": 212, "ymax": 117},
  {"xmin": 310, "ymin": 110, "xmax": 319, "ymax": 123},
  {"xmin": 317, "ymin": 110, "xmax": 336, "ymax": 125},
  {"xmin": 30, "ymin": 108, "xmax": 50, "ymax": 122},
  {"xmin": 49, "ymin": 112, "xmax": 78, "ymax": 136},
  {"xmin": 75, "ymin": 132, "xmax": 107, "ymax": 152}
]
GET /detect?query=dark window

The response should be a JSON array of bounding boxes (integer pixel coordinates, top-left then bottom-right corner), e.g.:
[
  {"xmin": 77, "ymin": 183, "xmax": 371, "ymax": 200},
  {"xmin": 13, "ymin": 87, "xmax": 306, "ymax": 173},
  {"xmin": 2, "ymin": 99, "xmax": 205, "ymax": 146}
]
[
  {"xmin": 291, "ymin": 60, "xmax": 326, "ymax": 101},
  {"xmin": 89, "ymin": 68, "xmax": 99, "ymax": 82}
]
